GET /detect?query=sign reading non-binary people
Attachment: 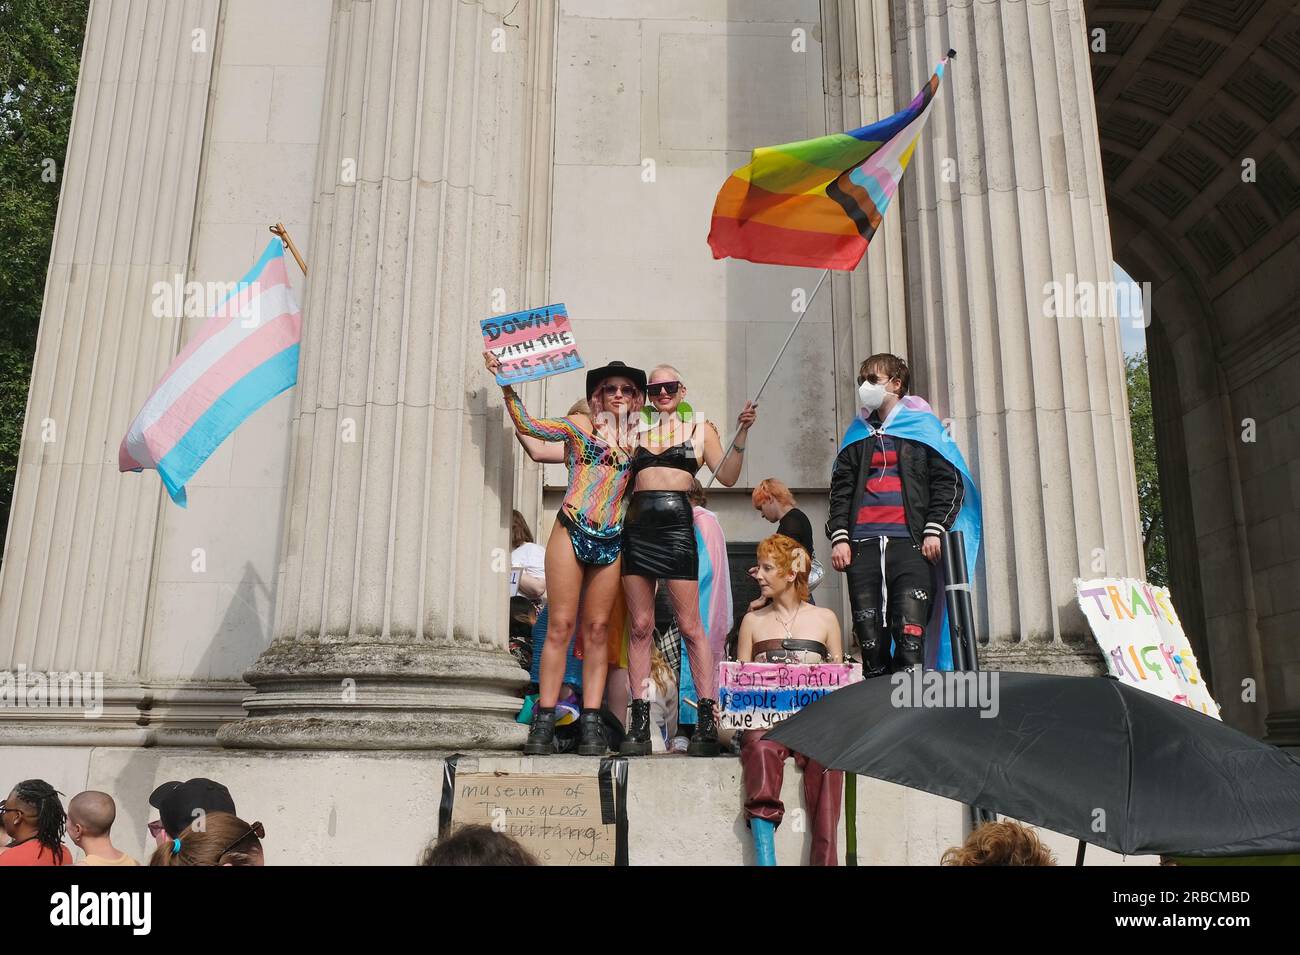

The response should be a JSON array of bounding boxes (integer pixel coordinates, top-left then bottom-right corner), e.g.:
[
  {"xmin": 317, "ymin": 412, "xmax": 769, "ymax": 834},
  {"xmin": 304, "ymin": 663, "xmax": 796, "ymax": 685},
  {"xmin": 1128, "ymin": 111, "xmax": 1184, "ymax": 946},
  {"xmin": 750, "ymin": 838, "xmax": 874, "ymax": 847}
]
[
  {"xmin": 481, "ymin": 303, "xmax": 584, "ymax": 385},
  {"xmin": 1075, "ymin": 576, "xmax": 1221, "ymax": 719},
  {"xmin": 717, "ymin": 661, "xmax": 863, "ymax": 730}
]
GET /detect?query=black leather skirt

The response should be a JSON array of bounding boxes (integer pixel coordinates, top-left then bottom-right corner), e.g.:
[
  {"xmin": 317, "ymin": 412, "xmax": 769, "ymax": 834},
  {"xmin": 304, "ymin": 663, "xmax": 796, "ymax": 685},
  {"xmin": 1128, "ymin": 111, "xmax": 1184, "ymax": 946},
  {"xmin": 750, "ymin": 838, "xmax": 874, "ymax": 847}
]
[{"xmin": 621, "ymin": 490, "xmax": 698, "ymax": 580}]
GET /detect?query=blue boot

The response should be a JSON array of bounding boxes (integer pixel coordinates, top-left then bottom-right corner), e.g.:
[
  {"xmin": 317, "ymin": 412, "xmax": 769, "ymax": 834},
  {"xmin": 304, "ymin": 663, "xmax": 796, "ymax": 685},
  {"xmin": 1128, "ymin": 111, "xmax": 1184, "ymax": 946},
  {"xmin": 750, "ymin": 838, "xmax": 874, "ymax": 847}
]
[{"xmin": 751, "ymin": 818, "xmax": 777, "ymax": 866}]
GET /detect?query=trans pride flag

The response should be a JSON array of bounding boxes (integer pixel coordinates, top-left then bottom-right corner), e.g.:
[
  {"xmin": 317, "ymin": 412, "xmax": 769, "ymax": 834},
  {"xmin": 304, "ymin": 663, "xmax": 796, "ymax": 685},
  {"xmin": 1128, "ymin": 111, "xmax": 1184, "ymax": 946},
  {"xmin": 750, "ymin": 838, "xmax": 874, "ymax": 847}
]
[
  {"xmin": 840, "ymin": 394, "xmax": 981, "ymax": 671},
  {"xmin": 678, "ymin": 505, "xmax": 735, "ymax": 724},
  {"xmin": 120, "ymin": 239, "xmax": 302, "ymax": 506},
  {"xmin": 708, "ymin": 52, "xmax": 952, "ymax": 271}
]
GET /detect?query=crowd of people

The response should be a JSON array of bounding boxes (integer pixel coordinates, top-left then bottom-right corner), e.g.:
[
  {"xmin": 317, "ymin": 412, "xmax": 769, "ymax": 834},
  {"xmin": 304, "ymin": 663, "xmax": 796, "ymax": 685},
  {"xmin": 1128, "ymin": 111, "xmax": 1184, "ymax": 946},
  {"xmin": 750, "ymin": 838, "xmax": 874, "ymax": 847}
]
[
  {"xmin": 2, "ymin": 349, "xmax": 971, "ymax": 867},
  {"xmin": 0, "ymin": 776, "xmax": 263, "ymax": 867},
  {"xmin": 493, "ymin": 349, "xmax": 969, "ymax": 865}
]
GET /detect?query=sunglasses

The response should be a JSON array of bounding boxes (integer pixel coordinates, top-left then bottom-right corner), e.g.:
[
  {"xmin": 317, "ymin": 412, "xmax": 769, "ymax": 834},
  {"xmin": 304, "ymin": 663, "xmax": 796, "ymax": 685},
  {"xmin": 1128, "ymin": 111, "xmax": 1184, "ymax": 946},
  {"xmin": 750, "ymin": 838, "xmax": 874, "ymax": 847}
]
[
  {"xmin": 599, "ymin": 384, "xmax": 638, "ymax": 397},
  {"xmin": 218, "ymin": 820, "xmax": 266, "ymax": 859},
  {"xmin": 647, "ymin": 381, "xmax": 682, "ymax": 397},
  {"xmin": 0, "ymin": 802, "xmax": 29, "ymax": 817},
  {"xmin": 857, "ymin": 372, "xmax": 894, "ymax": 385},
  {"xmin": 147, "ymin": 819, "xmax": 165, "ymax": 838}
]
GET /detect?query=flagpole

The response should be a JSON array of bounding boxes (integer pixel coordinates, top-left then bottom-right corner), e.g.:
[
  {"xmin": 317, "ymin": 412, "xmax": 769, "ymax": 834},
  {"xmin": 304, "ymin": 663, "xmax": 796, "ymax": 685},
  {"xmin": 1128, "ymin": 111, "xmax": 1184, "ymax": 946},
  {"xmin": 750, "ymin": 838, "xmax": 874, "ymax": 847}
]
[
  {"xmin": 269, "ymin": 222, "xmax": 308, "ymax": 276},
  {"xmin": 705, "ymin": 266, "xmax": 830, "ymax": 489}
]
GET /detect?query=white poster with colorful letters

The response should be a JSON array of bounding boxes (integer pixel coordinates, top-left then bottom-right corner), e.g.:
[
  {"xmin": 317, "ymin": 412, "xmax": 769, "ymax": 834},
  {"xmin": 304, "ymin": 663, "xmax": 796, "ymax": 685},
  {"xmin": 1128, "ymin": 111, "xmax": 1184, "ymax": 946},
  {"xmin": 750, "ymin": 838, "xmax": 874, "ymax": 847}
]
[{"xmin": 1075, "ymin": 576, "xmax": 1220, "ymax": 719}]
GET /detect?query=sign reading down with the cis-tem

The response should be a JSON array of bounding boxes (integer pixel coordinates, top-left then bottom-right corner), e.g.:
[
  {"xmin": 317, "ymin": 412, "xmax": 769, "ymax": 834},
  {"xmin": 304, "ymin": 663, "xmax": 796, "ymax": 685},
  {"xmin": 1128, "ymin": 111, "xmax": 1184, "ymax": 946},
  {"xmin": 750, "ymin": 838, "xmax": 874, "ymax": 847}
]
[
  {"xmin": 482, "ymin": 303, "xmax": 584, "ymax": 385},
  {"xmin": 718, "ymin": 662, "xmax": 863, "ymax": 730}
]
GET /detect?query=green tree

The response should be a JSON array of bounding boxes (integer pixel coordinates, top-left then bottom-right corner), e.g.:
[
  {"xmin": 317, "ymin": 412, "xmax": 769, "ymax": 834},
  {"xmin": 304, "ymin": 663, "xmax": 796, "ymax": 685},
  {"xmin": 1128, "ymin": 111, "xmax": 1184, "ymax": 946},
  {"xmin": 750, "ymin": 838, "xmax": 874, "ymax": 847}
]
[
  {"xmin": 0, "ymin": 1, "xmax": 89, "ymax": 561},
  {"xmin": 1126, "ymin": 352, "xmax": 1167, "ymax": 585}
]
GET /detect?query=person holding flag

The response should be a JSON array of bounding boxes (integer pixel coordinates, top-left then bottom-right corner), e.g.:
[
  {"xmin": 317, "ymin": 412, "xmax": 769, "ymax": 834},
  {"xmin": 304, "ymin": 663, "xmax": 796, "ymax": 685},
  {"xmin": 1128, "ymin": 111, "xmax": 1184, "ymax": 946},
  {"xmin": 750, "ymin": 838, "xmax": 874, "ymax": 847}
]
[
  {"xmin": 618, "ymin": 365, "xmax": 757, "ymax": 758},
  {"xmin": 827, "ymin": 353, "xmax": 980, "ymax": 676}
]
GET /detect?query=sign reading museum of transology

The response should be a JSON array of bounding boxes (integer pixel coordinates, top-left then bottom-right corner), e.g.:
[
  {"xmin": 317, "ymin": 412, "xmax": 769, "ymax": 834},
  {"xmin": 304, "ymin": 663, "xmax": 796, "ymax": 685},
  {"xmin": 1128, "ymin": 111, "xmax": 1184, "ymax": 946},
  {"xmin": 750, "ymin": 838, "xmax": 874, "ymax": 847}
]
[
  {"xmin": 1075, "ymin": 576, "xmax": 1221, "ymax": 719},
  {"xmin": 481, "ymin": 303, "xmax": 584, "ymax": 386},
  {"xmin": 717, "ymin": 662, "xmax": 863, "ymax": 730},
  {"xmin": 443, "ymin": 770, "xmax": 620, "ymax": 866}
]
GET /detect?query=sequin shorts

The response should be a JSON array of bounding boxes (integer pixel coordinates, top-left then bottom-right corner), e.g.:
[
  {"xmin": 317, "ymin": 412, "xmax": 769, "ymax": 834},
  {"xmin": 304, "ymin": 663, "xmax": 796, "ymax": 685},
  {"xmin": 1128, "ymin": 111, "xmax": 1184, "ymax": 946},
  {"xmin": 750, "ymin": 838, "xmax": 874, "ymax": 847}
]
[{"xmin": 558, "ymin": 511, "xmax": 621, "ymax": 566}]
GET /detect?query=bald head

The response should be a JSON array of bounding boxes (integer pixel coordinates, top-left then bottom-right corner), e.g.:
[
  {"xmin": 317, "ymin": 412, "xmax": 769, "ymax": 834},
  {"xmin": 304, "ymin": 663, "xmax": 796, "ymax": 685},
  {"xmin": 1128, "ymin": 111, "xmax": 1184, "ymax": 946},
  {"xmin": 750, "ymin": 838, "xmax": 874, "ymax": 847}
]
[{"xmin": 68, "ymin": 791, "xmax": 116, "ymax": 836}]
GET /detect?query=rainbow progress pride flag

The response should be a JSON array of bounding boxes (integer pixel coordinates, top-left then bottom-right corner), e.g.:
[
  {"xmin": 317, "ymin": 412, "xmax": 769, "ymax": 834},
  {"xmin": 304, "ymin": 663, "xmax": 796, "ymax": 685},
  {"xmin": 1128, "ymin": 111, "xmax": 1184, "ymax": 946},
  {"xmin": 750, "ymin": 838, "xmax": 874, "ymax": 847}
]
[
  {"xmin": 708, "ymin": 52, "xmax": 952, "ymax": 271},
  {"xmin": 119, "ymin": 238, "xmax": 302, "ymax": 506}
]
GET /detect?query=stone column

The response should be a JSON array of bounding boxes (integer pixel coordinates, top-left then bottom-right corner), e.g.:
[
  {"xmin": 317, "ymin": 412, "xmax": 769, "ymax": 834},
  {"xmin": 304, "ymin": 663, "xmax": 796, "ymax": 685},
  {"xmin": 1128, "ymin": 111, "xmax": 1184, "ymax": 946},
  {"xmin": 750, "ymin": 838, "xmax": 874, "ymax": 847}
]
[
  {"xmin": 218, "ymin": 0, "xmax": 551, "ymax": 750},
  {"xmin": 823, "ymin": 0, "xmax": 910, "ymax": 435},
  {"xmin": 510, "ymin": 13, "xmax": 557, "ymax": 536},
  {"xmin": 0, "ymin": 0, "xmax": 221, "ymax": 743},
  {"xmin": 891, "ymin": 0, "xmax": 1144, "ymax": 672}
]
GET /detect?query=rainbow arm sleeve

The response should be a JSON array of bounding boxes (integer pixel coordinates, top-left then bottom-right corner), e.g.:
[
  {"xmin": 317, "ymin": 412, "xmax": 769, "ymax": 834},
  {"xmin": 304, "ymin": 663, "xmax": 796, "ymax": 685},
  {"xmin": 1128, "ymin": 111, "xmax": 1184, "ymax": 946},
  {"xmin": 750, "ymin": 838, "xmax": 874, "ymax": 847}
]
[{"xmin": 505, "ymin": 389, "xmax": 576, "ymax": 443}]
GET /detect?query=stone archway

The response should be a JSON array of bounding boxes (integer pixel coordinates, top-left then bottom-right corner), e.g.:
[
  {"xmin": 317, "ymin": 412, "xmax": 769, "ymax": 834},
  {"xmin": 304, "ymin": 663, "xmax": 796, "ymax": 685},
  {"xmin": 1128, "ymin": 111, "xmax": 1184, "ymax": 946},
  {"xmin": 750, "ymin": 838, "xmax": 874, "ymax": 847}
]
[{"xmin": 1087, "ymin": 0, "xmax": 1300, "ymax": 740}]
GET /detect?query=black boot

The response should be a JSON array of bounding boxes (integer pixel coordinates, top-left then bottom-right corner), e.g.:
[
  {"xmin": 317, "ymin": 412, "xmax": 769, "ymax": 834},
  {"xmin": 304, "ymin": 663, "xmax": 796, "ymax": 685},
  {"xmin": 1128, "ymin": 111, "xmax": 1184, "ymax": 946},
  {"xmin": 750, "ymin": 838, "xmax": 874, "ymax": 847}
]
[
  {"xmin": 619, "ymin": 699, "xmax": 652, "ymax": 756},
  {"xmin": 577, "ymin": 710, "xmax": 609, "ymax": 756},
  {"xmin": 687, "ymin": 699, "xmax": 720, "ymax": 756},
  {"xmin": 523, "ymin": 706, "xmax": 556, "ymax": 755}
]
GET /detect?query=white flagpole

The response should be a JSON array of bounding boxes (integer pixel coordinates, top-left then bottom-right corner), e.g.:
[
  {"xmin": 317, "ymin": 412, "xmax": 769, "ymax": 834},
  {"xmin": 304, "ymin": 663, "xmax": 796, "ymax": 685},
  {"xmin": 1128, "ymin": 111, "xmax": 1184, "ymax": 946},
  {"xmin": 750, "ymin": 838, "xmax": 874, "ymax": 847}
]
[{"xmin": 705, "ymin": 266, "xmax": 831, "ymax": 488}]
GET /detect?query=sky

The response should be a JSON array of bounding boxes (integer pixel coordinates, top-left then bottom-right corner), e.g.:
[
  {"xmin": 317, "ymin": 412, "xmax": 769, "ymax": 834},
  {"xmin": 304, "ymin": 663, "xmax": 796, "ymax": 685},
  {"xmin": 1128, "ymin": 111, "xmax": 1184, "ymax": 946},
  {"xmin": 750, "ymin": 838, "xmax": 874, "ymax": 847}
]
[{"xmin": 1114, "ymin": 262, "xmax": 1147, "ymax": 358}]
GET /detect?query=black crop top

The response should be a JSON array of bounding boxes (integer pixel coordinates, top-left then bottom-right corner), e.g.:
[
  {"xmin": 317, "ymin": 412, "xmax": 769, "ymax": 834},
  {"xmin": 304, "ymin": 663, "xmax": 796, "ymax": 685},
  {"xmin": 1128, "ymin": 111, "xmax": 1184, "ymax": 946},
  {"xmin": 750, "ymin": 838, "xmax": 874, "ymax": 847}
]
[{"xmin": 631, "ymin": 442, "xmax": 700, "ymax": 475}]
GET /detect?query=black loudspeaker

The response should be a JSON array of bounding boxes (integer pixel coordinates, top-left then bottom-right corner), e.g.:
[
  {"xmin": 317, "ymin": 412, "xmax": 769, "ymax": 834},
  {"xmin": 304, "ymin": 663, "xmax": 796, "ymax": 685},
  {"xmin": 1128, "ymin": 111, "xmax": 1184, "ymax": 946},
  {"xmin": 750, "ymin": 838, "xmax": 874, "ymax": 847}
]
[{"xmin": 724, "ymin": 541, "xmax": 763, "ymax": 656}]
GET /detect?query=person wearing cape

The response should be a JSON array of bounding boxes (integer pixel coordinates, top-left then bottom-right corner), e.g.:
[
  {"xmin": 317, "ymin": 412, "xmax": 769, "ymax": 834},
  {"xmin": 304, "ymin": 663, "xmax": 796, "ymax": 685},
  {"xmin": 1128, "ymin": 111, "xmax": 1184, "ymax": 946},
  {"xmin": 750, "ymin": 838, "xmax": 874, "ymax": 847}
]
[{"xmin": 827, "ymin": 354, "xmax": 982, "ymax": 674}]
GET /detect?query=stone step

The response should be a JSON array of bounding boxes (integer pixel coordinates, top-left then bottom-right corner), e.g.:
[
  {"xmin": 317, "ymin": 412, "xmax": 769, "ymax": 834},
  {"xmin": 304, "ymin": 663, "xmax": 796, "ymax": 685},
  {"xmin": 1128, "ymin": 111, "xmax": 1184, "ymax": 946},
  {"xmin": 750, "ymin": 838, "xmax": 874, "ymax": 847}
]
[{"xmin": 2, "ymin": 744, "xmax": 1155, "ymax": 866}]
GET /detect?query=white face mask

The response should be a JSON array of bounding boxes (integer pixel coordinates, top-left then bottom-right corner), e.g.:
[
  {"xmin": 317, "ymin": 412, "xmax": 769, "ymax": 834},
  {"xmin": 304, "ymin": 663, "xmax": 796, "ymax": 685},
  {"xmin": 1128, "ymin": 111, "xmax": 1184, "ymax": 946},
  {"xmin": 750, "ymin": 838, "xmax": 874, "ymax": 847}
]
[{"xmin": 858, "ymin": 378, "xmax": 887, "ymax": 413}]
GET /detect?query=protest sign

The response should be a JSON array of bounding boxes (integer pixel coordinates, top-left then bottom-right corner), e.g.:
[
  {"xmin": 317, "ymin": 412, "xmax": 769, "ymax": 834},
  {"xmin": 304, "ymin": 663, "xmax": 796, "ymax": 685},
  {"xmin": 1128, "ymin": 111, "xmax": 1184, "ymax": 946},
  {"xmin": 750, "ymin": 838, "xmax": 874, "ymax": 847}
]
[
  {"xmin": 443, "ymin": 771, "xmax": 622, "ymax": 866},
  {"xmin": 717, "ymin": 661, "xmax": 862, "ymax": 730},
  {"xmin": 1075, "ymin": 576, "xmax": 1220, "ymax": 718},
  {"xmin": 481, "ymin": 303, "xmax": 583, "ymax": 385}
]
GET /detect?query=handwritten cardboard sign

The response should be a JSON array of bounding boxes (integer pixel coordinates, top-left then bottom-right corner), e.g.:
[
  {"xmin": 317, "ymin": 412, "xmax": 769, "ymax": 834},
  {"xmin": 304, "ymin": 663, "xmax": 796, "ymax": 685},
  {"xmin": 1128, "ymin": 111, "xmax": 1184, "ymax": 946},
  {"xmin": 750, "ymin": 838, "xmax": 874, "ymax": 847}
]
[
  {"xmin": 1076, "ymin": 576, "xmax": 1220, "ymax": 718},
  {"xmin": 447, "ymin": 772, "xmax": 616, "ymax": 866},
  {"xmin": 481, "ymin": 303, "xmax": 584, "ymax": 385},
  {"xmin": 717, "ymin": 661, "xmax": 863, "ymax": 730}
]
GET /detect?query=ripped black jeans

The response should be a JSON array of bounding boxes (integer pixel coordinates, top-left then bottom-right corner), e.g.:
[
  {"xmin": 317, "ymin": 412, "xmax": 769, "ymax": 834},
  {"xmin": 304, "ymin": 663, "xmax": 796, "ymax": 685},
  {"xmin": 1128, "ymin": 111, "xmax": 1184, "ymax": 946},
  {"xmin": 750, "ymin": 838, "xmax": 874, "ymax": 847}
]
[{"xmin": 845, "ymin": 537, "xmax": 932, "ymax": 678}]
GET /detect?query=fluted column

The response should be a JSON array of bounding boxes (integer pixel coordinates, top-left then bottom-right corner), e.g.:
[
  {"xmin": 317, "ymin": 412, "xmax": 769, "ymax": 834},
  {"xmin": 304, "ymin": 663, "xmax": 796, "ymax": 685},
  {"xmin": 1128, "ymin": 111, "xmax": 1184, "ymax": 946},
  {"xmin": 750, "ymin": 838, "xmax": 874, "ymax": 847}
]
[
  {"xmin": 0, "ymin": 0, "xmax": 220, "ymax": 742},
  {"xmin": 219, "ymin": 0, "xmax": 550, "ymax": 750},
  {"xmin": 892, "ymin": 0, "xmax": 1144, "ymax": 671},
  {"xmin": 823, "ymin": 0, "xmax": 910, "ymax": 435}
]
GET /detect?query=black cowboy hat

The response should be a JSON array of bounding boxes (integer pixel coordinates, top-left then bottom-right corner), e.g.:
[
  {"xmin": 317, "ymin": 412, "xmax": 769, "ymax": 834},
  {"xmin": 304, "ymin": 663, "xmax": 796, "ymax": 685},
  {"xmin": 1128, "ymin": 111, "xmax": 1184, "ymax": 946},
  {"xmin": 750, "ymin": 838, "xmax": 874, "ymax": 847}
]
[{"xmin": 585, "ymin": 360, "xmax": 646, "ymax": 398}]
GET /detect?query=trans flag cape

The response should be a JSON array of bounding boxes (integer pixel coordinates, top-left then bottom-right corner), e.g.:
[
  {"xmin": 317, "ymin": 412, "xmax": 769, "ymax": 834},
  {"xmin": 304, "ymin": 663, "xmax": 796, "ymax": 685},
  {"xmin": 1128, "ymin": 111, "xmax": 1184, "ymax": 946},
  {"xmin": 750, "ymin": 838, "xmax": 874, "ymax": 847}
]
[
  {"xmin": 679, "ymin": 506, "xmax": 734, "ymax": 724},
  {"xmin": 120, "ymin": 239, "xmax": 302, "ymax": 506},
  {"xmin": 840, "ymin": 394, "xmax": 981, "ymax": 671},
  {"xmin": 707, "ymin": 52, "xmax": 952, "ymax": 271}
]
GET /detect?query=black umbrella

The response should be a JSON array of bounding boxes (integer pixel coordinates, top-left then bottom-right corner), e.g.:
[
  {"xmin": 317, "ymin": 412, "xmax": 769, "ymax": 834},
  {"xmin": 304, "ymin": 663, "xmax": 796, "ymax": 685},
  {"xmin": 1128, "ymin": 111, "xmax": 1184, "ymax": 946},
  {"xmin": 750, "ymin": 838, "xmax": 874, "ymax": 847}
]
[{"xmin": 765, "ymin": 670, "xmax": 1300, "ymax": 858}]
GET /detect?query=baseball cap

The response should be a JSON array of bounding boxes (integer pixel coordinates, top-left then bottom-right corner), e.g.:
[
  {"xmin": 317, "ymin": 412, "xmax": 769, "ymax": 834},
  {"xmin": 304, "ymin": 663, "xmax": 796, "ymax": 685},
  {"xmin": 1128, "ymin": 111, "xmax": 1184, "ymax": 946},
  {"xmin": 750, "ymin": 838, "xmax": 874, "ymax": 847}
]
[{"xmin": 148, "ymin": 778, "xmax": 237, "ymax": 837}]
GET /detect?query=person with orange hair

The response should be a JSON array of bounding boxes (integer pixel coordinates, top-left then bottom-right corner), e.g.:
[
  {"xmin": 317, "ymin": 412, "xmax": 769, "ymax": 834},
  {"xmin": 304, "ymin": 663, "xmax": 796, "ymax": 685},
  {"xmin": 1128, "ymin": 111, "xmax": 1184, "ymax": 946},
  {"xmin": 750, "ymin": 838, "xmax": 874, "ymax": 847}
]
[
  {"xmin": 750, "ymin": 478, "xmax": 822, "ymax": 608},
  {"xmin": 735, "ymin": 533, "xmax": 844, "ymax": 866},
  {"xmin": 940, "ymin": 820, "xmax": 1057, "ymax": 866},
  {"xmin": 751, "ymin": 479, "xmax": 814, "ymax": 558}
]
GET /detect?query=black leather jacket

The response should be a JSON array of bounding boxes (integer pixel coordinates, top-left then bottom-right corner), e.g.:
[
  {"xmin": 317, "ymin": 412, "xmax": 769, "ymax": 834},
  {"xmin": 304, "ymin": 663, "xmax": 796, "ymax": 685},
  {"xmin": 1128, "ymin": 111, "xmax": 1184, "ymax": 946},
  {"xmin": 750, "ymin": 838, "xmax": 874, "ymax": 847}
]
[{"xmin": 826, "ymin": 424, "xmax": 963, "ymax": 548}]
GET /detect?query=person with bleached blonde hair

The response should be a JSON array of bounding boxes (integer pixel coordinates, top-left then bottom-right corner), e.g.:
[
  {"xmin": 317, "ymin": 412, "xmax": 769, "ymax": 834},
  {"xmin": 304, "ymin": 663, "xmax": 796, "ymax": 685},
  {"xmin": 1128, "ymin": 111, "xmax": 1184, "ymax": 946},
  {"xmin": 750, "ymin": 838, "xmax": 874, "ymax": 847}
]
[{"xmin": 619, "ymin": 363, "xmax": 757, "ymax": 757}]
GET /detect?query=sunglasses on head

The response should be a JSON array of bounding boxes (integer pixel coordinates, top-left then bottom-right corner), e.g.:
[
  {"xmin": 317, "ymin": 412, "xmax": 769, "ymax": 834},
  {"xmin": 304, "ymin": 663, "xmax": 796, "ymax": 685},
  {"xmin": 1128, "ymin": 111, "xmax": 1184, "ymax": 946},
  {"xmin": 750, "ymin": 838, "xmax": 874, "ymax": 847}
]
[
  {"xmin": 599, "ymin": 383, "xmax": 638, "ymax": 397},
  {"xmin": 647, "ymin": 381, "xmax": 681, "ymax": 397},
  {"xmin": 219, "ymin": 820, "xmax": 266, "ymax": 859}
]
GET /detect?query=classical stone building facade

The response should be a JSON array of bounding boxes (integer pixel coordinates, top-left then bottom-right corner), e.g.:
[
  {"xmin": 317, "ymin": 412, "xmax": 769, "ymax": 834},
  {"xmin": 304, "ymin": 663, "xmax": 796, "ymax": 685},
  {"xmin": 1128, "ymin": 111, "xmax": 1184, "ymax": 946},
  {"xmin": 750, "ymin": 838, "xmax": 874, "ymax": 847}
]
[{"xmin": 0, "ymin": 0, "xmax": 1294, "ymax": 862}]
